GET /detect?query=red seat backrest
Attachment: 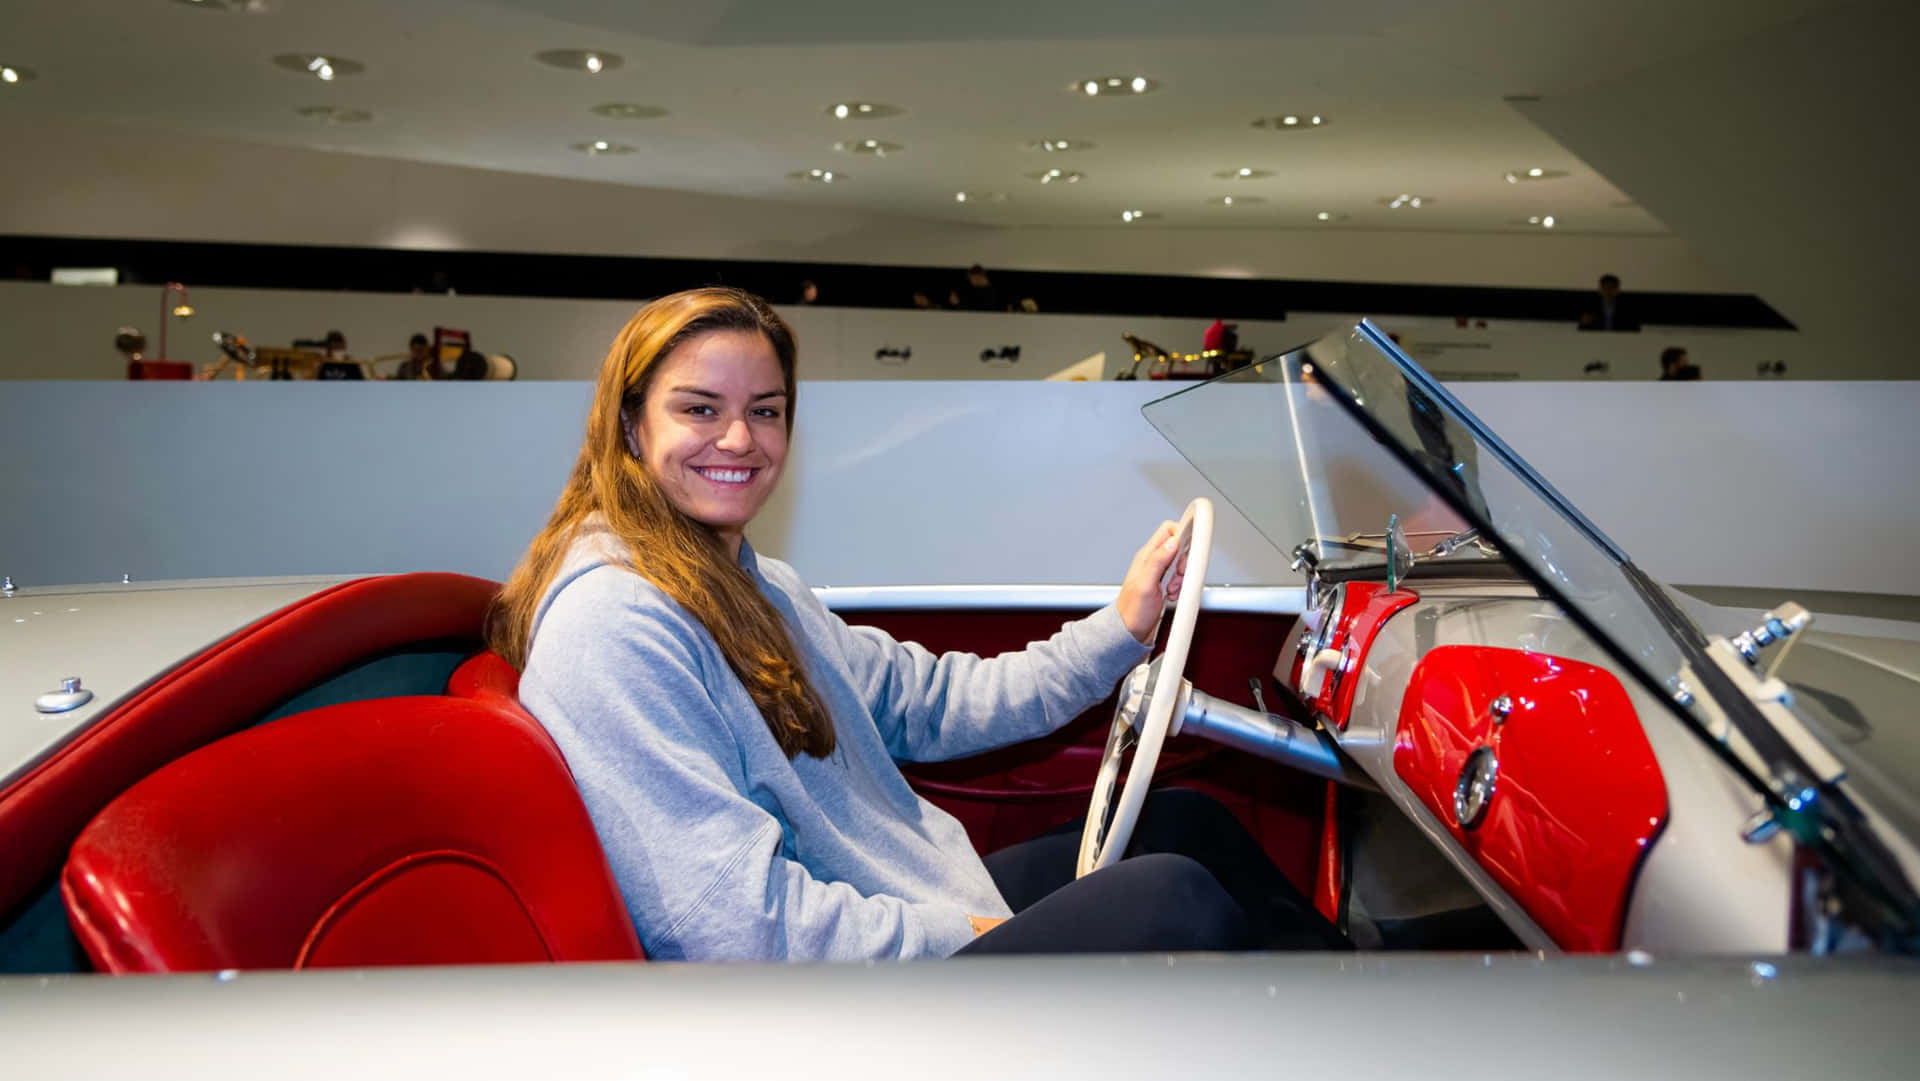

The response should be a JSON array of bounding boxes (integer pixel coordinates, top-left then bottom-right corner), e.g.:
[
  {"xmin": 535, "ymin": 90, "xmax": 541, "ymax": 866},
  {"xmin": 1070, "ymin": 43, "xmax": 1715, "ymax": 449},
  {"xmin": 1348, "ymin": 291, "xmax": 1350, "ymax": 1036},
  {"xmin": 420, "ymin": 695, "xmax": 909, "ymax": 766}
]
[{"xmin": 62, "ymin": 695, "xmax": 643, "ymax": 972}]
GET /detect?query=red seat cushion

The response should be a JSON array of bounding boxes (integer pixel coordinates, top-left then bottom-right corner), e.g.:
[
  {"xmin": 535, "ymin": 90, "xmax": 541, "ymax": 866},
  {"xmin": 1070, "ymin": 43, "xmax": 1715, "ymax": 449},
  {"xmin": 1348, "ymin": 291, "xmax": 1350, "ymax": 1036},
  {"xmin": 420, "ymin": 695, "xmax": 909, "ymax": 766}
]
[{"xmin": 62, "ymin": 696, "xmax": 643, "ymax": 972}]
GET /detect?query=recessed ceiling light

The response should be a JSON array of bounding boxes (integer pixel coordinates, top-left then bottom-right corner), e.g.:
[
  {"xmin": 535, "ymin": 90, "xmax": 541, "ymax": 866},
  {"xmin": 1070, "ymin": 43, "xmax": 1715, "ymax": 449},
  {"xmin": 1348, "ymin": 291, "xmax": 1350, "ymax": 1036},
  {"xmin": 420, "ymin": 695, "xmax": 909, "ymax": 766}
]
[
  {"xmin": 1251, "ymin": 114, "xmax": 1329, "ymax": 130},
  {"xmin": 1119, "ymin": 210, "xmax": 1161, "ymax": 223},
  {"xmin": 1209, "ymin": 195, "xmax": 1266, "ymax": 206},
  {"xmin": 1520, "ymin": 215, "xmax": 1559, "ymax": 228},
  {"xmin": 1072, "ymin": 75, "xmax": 1159, "ymax": 96},
  {"xmin": 571, "ymin": 140, "xmax": 635, "ymax": 155},
  {"xmin": 535, "ymin": 49, "xmax": 624, "ymax": 74},
  {"xmin": 0, "ymin": 64, "xmax": 35, "ymax": 85},
  {"xmin": 1313, "ymin": 211, "xmax": 1351, "ymax": 223},
  {"xmin": 271, "ymin": 54, "xmax": 365, "ymax": 80},
  {"xmin": 1378, "ymin": 194, "xmax": 1433, "ymax": 209},
  {"xmin": 591, "ymin": 102, "xmax": 668, "ymax": 120},
  {"xmin": 1503, "ymin": 167, "xmax": 1569, "ymax": 183},
  {"xmin": 835, "ymin": 138, "xmax": 903, "ymax": 157},
  {"xmin": 1025, "ymin": 169, "xmax": 1085, "ymax": 185},
  {"xmin": 295, "ymin": 106, "xmax": 374, "ymax": 124},
  {"xmin": 954, "ymin": 191, "xmax": 1009, "ymax": 204},
  {"xmin": 1028, "ymin": 138, "xmax": 1093, "ymax": 153},
  {"xmin": 173, "ymin": 0, "xmax": 263, "ymax": 10},
  {"xmin": 1211, "ymin": 167, "xmax": 1273, "ymax": 180},
  {"xmin": 825, "ymin": 101, "xmax": 903, "ymax": 120},
  {"xmin": 789, "ymin": 168, "xmax": 844, "ymax": 183}
]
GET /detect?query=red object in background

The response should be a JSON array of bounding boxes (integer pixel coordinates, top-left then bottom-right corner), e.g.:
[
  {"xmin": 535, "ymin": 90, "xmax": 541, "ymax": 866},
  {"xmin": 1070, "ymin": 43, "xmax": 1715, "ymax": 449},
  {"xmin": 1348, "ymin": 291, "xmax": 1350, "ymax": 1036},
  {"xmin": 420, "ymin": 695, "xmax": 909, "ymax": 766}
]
[
  {"xmin": 1392, "ymin": 645, "xmax": 1667, "ymax": 951},
  {"xmin": 126, "ymin": 361, "xmax": 193, "ymax": 380},
  {"xmin": 63, "ymin": 695, "xmax": 643, "ymax": 972}
]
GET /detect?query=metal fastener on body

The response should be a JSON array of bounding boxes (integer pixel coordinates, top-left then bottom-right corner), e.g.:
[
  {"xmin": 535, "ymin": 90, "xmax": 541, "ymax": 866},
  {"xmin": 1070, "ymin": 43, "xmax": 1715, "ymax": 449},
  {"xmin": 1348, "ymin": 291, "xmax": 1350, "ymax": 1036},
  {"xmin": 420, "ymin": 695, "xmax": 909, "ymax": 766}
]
[
  {"xmin": 1490, "ymin": 695, "xmax": 1513, "ymax": 724},
  {"xmin": 35, "ymin": 676, "xmax": 95, "ymax": 714}
]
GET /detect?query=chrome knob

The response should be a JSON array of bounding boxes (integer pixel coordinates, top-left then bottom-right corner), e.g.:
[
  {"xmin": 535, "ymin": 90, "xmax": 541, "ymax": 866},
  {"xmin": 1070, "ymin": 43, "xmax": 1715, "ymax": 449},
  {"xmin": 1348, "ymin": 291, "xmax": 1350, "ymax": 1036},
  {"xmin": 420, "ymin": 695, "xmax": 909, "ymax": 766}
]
[{"xmin": 1490, "ymin": 695, "xmax": 1513, "ymax": 725}]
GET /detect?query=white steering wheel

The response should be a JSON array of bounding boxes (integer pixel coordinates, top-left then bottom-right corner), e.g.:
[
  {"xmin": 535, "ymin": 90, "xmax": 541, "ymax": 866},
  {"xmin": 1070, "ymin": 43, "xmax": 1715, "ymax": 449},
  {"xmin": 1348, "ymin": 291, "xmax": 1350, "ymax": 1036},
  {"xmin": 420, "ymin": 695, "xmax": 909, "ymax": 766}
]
[{"xmin": 1076, "ymin": 497, "xmax": 1214, "ymax": 878}]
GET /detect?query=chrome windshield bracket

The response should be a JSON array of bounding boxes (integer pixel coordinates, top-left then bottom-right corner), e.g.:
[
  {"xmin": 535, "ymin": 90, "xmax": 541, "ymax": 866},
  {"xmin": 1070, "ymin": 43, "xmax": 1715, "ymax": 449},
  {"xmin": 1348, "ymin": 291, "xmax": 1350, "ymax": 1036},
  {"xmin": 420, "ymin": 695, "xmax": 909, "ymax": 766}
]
[{"xmin": 1701, "ymin": 635, "xmax": 1846, "ymax": 787}]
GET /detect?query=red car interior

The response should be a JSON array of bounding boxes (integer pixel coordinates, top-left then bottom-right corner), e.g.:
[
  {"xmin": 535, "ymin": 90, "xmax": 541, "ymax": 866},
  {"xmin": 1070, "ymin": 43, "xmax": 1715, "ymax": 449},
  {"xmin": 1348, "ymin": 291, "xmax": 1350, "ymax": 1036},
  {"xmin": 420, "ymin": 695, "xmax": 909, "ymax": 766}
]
[
  {"xmin": 1392, "ymin": 645, "xmax": 1668, "ymax": 951},
  {"xmin": 7, "ymin": 574, "xmax": 1322, "ymax": 972},
  {"xmin": 63, "ymin": 695, "xmax": 643, "ymax": 972}
]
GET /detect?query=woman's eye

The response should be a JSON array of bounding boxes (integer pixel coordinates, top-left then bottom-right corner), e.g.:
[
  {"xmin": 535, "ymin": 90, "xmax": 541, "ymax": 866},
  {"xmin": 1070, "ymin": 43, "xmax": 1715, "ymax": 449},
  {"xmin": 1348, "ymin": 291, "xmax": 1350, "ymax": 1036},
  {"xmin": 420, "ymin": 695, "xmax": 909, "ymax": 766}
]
[
  {"xmin": 684, "ymin": 404, "xmax": 715, "ymax": 416},
  {"xmin": 752, "ymin": 407, "xmax": 783, "ymax": 419}
]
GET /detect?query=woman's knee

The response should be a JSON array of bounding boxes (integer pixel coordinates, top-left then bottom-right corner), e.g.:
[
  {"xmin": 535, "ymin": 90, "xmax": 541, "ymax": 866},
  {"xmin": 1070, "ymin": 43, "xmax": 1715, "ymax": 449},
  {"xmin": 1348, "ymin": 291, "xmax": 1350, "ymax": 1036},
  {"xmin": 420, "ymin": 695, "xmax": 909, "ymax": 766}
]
[{"xmin": 1116, "ymin": 853, "xmax": 1251, "ymax": 950}]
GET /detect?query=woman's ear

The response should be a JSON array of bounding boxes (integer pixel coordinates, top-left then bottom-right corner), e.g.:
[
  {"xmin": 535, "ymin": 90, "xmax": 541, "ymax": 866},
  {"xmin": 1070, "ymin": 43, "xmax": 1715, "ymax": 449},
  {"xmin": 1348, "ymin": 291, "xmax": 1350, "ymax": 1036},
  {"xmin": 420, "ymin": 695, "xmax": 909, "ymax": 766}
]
[{"xmin": 620, "ymin": 411, "xmax": 642, "ymax": 459}]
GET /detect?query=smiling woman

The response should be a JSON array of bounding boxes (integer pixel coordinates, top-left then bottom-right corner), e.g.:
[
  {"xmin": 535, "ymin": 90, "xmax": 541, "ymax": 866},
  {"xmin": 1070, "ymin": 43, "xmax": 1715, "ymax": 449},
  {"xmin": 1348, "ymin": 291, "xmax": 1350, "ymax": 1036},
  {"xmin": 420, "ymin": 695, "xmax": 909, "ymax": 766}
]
[{"xmin": 481, "ymin": 286, "xmax": 1341, "ymax": 961}]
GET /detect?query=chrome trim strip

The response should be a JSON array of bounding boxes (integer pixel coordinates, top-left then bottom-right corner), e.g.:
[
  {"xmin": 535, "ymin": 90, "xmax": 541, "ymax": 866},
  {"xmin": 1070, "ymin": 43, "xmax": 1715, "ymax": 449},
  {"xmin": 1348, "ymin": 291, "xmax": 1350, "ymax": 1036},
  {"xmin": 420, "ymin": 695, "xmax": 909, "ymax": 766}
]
[{"xmin": 815, "ymin": 584, "xmax": 1304, "ymax": 614}]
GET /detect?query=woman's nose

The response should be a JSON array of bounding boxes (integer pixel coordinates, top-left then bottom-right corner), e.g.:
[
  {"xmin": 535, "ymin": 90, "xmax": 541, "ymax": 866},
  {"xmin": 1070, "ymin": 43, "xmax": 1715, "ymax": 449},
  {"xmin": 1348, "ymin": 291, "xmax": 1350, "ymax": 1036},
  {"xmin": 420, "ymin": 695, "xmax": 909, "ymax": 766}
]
[{"xmin": 716, "ymin": 417, "xmax": 752, "ymax": 451}]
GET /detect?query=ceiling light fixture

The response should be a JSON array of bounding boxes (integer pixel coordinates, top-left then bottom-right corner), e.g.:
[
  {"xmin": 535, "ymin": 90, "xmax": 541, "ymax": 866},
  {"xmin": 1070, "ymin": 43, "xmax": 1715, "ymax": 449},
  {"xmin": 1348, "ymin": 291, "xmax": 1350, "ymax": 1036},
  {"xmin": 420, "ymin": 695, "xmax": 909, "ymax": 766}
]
[
  {"xmin": 835, "ymin": 138, "xmax": 903, "ymax": 157},
  {"xmin": 1251, "ymin": 114, "xmax": 1328, "ymax": 130},
  {"xmin": 571, "ymin": 140, "xmax": 635, "ymax": 155},
  {"xmin": 1119, "ymin": 210, "xmax": 1160, "ymax": 223},
  {"xmin": 1521, "ymin": 215, "xmax": 1558, "ymax": 228},
  {"xmin": 272, "ymin": 54, "xmax": 365, "ymax": 80},
  {"xmin": 1028, "ymin": 138, "xmax": 1092, "ymax": 153},
  {"xmin": 788, "ymin": 169, "xmax": 843, "ymax": 183},
  {"xmin": 825, "ymin": 101, "xmax": 903, "ymax": 120},
  {"xmin": 1211, "ymin": 167, "xmax": 1273, "ymax": 181},
  {"xmin": 591, "ymin": 102, "xmax": 668, "ymax": 119},
  {"xmin": 1503, "ymin": 167, "xmax": 1569, "ymax": 183},
  {"xmin": 535, "ymin": 49, "xmax": 624, "ymax": 74},
  {"xmin": 954, "ymin": 191, "xmax": 1008, "ymax": 204},
  {"xmin": 1379, "ymin": 194, "xmax": 1432, "ymax": 209},
  {"xmin": 0, "ymin": 64, "xmax": 34, "ymax": 85},
  {"xmin": 173, "ymin": 0, "xmax": 259, "ymax": 10},
  {"xmin": 1072, "ymin": 75, "xmax": 1159, "ymax": 97},
  {"xmin": 296, "ymin": 106, "xmax": 373, "ymax": 124},
  {"xmin": 1209, "ymin": 195, "xmax": 1266, "ymax": 207},
  {"xmin": 1313, "ymin": 211, "xmax": 1351, "ymax": 223}
]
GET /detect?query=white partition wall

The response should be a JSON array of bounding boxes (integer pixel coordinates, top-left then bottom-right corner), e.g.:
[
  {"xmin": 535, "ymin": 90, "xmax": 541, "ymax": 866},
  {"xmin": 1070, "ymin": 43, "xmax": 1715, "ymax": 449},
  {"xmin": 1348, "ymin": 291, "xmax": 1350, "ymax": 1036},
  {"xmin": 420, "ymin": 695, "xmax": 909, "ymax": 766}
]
[{"xmin": 1, "ymin": 379, "xmax": 1915, "ymax": 598}]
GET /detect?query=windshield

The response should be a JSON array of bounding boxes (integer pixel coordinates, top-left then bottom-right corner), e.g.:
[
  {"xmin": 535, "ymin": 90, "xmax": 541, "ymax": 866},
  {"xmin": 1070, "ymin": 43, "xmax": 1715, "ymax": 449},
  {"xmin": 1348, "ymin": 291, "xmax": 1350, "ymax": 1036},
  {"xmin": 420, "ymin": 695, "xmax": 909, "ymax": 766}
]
[{"xmin": 1143, "ymin": 320, "xmax": 1919, "ymax": 948}]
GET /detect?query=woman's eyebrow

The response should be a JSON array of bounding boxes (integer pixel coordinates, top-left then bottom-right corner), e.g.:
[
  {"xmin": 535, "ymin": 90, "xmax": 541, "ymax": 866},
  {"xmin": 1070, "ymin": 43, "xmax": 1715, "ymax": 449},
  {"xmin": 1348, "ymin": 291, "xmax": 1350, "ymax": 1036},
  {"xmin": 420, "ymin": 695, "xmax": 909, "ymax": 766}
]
[{"xmin": 666, "ymin": 385, "xmax": 788, "ymax": 401}]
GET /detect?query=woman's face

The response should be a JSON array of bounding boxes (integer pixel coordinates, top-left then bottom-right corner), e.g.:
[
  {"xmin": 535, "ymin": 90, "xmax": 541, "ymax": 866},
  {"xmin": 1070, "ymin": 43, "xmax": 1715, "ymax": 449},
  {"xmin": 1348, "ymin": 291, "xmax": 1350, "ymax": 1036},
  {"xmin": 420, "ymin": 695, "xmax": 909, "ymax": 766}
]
[{"xmin": 629, "ymin": 329, "xmax": 789, "ymax": 556}]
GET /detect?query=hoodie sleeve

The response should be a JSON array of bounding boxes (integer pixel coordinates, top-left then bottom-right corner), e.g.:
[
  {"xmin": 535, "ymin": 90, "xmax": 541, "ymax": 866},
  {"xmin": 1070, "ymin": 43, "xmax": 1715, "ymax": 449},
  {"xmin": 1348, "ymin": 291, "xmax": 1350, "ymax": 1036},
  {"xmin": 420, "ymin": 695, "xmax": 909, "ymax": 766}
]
[
  {"xmin": 520, "ymin": 569, "xmax": 978, "ymax": 962},
  {"xmin": 820, "ymin": 598, "xmax": 1150, "ymax": 763}
]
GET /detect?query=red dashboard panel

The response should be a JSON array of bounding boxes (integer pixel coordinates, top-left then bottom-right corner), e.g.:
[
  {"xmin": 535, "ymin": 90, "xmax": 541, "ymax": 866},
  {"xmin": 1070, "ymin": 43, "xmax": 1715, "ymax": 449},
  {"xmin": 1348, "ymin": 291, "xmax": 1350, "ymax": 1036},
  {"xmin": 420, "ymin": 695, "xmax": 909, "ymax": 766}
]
[
  {"xmin": 1287, "ymin": 582, "xmax": 1418, "ymax": 729},
  {"xmin": 1392, "ymin": 645, "xmax": 1667, "ymax": 952}
]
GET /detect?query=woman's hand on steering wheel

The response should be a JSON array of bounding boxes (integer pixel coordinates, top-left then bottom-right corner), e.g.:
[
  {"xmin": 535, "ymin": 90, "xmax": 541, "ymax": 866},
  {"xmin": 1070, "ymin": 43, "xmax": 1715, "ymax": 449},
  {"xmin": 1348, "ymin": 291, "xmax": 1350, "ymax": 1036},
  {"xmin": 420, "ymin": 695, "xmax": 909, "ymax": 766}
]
[{"xmin": 1117, "ymin": 520, "xmax": 1189, "ymax": 645}]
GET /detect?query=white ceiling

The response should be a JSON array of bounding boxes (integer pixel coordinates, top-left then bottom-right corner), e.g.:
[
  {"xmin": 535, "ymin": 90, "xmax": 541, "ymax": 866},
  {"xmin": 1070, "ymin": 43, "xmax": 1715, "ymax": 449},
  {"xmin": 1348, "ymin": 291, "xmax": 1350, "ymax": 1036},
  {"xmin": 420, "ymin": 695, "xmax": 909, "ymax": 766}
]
[{"xmin": 0, "ymin": 0, "xmax": 1845, "ymax": 236}]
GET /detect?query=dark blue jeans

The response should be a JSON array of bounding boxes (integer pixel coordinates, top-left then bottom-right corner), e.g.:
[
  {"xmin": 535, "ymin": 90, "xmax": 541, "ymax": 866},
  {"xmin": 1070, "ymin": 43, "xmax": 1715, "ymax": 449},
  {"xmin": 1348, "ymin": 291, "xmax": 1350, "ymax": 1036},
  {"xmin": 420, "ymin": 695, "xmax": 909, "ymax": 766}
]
[{"xmin": 955, "ymin": 788, "xmax": 1348, "ymax": 955}]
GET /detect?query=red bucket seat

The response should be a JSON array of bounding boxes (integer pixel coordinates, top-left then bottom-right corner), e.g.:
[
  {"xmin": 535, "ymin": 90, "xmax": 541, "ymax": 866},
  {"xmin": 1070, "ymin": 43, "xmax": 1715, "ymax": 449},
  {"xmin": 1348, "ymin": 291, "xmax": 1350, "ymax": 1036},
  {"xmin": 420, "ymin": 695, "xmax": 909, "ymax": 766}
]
[{"xmin": 62, "ymin": 694, "xmax": 643, "ymax": 972}]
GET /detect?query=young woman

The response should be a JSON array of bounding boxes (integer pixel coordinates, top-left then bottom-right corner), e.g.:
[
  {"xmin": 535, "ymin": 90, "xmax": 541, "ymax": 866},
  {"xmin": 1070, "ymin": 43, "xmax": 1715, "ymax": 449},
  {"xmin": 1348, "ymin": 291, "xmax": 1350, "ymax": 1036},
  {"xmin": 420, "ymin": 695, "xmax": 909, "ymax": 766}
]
[{"xmin": 489, "ymin": 287, "xmax": 1342, "ymax": 961}]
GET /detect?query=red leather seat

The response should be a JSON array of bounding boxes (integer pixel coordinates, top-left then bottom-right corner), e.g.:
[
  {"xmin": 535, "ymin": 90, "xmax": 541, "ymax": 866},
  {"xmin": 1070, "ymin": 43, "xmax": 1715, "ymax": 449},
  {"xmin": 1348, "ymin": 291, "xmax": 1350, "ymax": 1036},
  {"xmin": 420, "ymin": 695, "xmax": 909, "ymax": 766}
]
[{"xmin": 62, "ymin": 695, "xmax": 644, "ymax": 973}]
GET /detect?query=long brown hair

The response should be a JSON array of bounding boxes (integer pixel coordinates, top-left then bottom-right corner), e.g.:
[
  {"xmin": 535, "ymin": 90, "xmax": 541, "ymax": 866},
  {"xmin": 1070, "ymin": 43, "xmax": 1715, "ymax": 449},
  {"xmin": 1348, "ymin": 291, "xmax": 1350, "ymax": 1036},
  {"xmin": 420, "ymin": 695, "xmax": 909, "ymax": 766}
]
[{"xmin": 487, "ymin": 287, "xmax": 835, "ymax": 758}]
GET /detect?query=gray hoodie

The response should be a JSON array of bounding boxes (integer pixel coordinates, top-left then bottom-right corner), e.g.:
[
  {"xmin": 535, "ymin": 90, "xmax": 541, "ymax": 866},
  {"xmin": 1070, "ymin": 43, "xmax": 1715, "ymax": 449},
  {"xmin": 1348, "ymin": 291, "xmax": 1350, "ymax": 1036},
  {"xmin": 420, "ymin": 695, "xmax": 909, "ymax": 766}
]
[{"xmin": 519, "ymin": 528, "xmax": 1149, "ymax": 961}]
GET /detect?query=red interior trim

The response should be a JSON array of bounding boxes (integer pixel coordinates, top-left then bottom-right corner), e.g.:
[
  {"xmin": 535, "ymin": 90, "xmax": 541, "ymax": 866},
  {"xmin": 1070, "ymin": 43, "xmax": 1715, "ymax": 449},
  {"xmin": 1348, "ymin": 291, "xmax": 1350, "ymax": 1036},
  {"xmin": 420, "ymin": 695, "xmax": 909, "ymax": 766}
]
[{"xmin": 0, "ymin": 573, "xmax": 498, "ymax": 919}]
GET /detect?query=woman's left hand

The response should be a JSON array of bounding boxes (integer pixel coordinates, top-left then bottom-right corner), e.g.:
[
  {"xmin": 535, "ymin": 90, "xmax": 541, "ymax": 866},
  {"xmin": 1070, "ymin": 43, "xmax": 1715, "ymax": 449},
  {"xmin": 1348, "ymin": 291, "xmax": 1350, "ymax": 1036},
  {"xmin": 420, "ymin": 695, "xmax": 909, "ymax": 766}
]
[{"xmin": 1116, "ymin": 520, "xmax": 1187, "ymax": 646}]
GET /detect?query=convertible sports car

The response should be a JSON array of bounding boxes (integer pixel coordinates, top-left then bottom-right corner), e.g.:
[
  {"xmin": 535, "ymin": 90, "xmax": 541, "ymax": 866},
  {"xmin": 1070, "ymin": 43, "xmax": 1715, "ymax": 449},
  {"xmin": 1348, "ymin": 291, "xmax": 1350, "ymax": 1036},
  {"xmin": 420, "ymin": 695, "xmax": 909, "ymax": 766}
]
[{"xmin": 3, "ymin": 322, "xmax": 1917, "ymax": 1077}]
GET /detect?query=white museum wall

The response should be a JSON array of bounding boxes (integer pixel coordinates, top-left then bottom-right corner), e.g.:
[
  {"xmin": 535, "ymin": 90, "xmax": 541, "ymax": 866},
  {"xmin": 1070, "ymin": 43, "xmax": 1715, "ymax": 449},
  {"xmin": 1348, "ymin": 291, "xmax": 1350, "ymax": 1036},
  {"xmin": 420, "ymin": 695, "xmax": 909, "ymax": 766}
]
[
  {"xmin": 0, "ymin": 281, "xmax": 1811, "ymax": 382},
  {"xmin": 0, "ymin": 116, "xmax": 1733, "ymax": 293},
  {"xmin": 1, "ymin": 379, "xmax": 1913, "ymax": 599}
]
